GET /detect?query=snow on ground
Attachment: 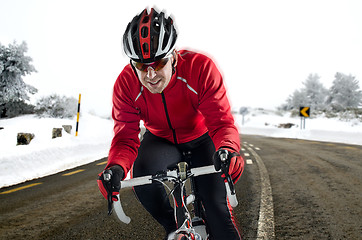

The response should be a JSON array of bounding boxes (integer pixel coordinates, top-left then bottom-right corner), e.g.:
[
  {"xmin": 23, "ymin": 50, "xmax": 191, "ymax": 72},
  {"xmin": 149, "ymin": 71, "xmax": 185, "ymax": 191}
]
[
  {"xmin": 0, "ymin": 113, "xmax": 113, "ymax": 188},
  {"xmin": 236, "ymin": 109, "xmax": 362, "ymax": 146},
  {"xmin": 1, "ymin": 109, "xmax": 361, "ymax": 188}
]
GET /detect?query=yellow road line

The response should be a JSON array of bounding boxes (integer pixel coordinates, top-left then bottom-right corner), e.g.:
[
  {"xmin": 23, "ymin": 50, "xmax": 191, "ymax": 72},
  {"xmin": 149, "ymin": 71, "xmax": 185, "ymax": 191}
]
[
  {"xmin": 0, "ymin": 182, "xmax": 42, "ymax": 195},
  {"xmin": 96, "ymin": 161, "xmax": 108, "ymax": 166},
  {"xmin": 62, "ymin": 169, "xmax": 85, "ymax": 176},
  {"xmin": 343, "ymin": 146, "xmax": 358, "ymax": 150}
]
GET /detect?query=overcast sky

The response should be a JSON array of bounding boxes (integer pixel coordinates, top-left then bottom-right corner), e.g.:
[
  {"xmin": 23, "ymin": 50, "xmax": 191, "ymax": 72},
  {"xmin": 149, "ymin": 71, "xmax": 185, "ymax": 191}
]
[{"xmin": 1, "ymin": 0, "xmax": 362, "ymax": 116}]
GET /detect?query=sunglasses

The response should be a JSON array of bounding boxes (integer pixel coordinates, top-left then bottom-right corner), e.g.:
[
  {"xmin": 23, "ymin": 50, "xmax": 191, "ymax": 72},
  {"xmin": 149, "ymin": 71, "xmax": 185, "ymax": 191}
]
[{"xmin": 132, "ymin": 57, "xmax": 170, "ymax": 72}]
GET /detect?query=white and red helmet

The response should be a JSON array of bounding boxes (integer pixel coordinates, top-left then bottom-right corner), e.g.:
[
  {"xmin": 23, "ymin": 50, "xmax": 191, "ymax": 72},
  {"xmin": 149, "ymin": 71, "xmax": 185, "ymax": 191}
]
[{"xmin": 123, "ymin": 8, "xmax": 177, "ymax": 63}]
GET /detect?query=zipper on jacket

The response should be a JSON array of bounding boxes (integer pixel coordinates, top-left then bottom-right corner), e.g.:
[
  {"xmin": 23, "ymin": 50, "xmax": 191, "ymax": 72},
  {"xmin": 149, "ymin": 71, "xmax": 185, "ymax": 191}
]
[{"xmin": 161, "ymin": 92, "xmax": 178, "ymax": 144}]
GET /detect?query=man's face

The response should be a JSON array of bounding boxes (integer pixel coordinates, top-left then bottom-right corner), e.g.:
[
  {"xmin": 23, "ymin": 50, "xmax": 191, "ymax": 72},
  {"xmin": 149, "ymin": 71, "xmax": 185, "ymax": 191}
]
[{"xmin": 134, "ymin": 54, "xmax": 176, "ymax": 94}]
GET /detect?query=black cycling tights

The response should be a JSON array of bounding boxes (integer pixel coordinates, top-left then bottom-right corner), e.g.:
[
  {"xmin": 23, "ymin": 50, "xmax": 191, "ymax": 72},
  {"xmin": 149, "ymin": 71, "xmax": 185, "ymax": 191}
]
[{"xmin": 132, "ymin": 131, "xmax": 241, "ymax": 240}]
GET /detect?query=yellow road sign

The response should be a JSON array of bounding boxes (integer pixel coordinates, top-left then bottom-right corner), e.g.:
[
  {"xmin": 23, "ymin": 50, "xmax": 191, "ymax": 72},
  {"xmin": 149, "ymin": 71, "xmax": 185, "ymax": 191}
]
[{"xmin": 299, "ymin": 107, "xmax": 310, "ymax": 117}]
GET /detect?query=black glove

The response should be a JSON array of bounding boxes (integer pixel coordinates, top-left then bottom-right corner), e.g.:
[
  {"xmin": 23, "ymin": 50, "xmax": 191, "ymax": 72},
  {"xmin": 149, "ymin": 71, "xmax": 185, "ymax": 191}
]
[
  {"xmin": 213, "ymin": 148, "xmax": 243, "ymax": 183},
  {"xmin": 97, "ymin": 165, "xmax": 125, "ymax": 215},
  {"xmin": 97, "ymin": 165, "xmax": 125, "ymax": 201}
]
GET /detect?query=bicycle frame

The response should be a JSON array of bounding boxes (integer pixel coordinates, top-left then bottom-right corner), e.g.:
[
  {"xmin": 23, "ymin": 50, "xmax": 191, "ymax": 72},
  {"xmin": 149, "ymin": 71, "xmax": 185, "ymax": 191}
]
[{"xmin": 112, "ymin": 163, "xmax": 238, "ymax": 240}]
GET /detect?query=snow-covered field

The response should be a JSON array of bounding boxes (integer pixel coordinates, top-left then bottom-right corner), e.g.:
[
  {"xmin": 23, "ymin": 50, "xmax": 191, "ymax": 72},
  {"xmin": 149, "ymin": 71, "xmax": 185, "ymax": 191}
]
[
  {"xmin": 0, "ymin": 113, "xmax": 113, "ymax": 188},
  {"xmin": 237, "ymin": 108, "xmax": 362, "ymax": 146},
  {"xmin": 1, "ymin": 109, "xmax": 361, "ymax": 188}
]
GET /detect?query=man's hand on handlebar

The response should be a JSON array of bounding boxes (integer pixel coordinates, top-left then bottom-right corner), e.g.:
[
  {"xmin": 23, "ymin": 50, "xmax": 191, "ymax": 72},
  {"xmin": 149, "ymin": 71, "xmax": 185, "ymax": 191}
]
[
  {"xmin": 97, "ymin": 165, "xmax": 125, "ymax": 214},
  {"xmin": 213, "ymin": 148, "xmax": 244, "ymax": 184}
]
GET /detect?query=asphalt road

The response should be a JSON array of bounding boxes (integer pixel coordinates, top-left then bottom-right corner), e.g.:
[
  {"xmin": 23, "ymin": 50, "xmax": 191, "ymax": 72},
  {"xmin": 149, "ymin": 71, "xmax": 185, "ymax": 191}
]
[{"xmin": 0, "ymin": 135, "xmax": 361, "ymax": 239}]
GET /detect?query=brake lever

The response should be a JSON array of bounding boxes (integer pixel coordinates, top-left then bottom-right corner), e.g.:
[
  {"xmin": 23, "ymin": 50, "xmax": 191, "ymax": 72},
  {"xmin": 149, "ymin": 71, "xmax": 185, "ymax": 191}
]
[
  {"xmin": 221, "ymin": 163, "xmax": 236, "ymax": 194},
  {"xmin": 107, "ymin": 193, "xmax": 113, "ymax": 215},
  {"xmin": 219, "ymin": 149, "xmax": 236, "ymax": 195},
  {"xmin": 103, "ymin": 170, "xmax": 114, "ymax": 215}
]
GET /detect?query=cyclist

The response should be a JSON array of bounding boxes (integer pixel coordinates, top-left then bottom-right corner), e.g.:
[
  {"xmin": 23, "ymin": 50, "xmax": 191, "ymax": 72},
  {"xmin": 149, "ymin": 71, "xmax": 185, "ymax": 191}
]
[{"xmin": 98, "ymin": 8, "xmax": 244, "ymax": 240}]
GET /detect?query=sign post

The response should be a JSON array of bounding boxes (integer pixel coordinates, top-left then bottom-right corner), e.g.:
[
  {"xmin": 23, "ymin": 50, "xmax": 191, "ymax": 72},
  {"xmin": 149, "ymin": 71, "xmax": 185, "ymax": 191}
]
[
  {"xmin": 239, "ymin": 107, "xmax": 249, "ymax": 125},
  {"xmin": 75, "ymin": 94, "xmax": 81, "ymax": 136},
  {"xmin": 299, "ymin": 107, "xmax": 310, "ymax": 129}
]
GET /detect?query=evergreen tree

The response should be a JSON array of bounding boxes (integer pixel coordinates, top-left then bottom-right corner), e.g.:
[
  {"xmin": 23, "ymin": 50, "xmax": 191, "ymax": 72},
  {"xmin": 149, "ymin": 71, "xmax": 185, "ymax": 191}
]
[
  {"xmin": 327, "ymin": 72, "xmax": 362, "ymax": 111},
  {"xmin": 303, "ymin": 74, "xmax": 328, "ymax": 110},
  {"xmin": 0, "ymin": 41, "xmax": 37, "ymax": 117},
  {"xmin": 281, "ymin": 73, "xmax": 328, "ymax": 111},
  {"xmin": 35, "ymin": 94, "xmax": 77, "ymax": 118}
]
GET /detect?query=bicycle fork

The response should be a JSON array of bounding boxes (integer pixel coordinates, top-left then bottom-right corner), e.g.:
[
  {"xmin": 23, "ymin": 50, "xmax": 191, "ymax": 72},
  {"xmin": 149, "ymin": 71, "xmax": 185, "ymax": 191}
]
[
  {"xmin": 172, "ymin": 183, "xmax": 199, "ymax": 240},
  {"xmin": 171, "ymin": 162, "xmax": 208, "ymax": 240}
]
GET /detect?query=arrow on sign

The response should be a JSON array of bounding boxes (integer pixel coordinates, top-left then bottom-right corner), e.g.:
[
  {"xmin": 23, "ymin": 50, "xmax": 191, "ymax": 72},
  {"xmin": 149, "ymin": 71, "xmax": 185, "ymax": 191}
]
[{"xmin": 300, "ymin": 107, "xmax": 310, "ymax": 117}]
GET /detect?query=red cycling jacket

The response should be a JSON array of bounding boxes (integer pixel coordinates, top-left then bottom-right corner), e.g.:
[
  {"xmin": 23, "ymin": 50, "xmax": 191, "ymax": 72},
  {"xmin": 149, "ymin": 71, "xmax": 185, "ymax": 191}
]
[{"xmin": 106, "ymin": 50, "xmax": 240, "ymax": 176}]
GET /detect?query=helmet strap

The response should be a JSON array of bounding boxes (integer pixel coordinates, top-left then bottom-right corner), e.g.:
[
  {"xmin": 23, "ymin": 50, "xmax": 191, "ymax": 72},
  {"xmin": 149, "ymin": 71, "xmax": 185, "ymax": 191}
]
[
  {"xmin": 171, "ymin": 51, "xmax": 177, "ymax": 75},
  {"xmin": 130, "ymin": 59, "xmax": 141, "ymax": 81}
]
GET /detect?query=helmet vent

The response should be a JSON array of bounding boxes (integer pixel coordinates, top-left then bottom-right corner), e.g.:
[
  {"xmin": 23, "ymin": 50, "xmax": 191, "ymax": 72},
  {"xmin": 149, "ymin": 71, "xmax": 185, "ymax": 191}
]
[
  {"xmin": 162, "ymin": 34, "xmax": 170, "ymax": 50},
  {"xmin": 141, "ymin": 27, "xmax": 149, "ymax": 38},
  {"xmin": 153, "ymin": 22, "xmax": 160, "ymax": 32},
  {"xmin": 132, "ymin": 38, "xmax": 140, "ymax": 54},
  {"xmin": 131, "ymin": 25, "xmax": 138, "ymax": 35},
  {"xmin": 142, "ymin": 16, "xmax": 150, "ymax": 23},
  {"xmin": 142, "ymin": 43, "xmax": 149, "ymax": 55}
]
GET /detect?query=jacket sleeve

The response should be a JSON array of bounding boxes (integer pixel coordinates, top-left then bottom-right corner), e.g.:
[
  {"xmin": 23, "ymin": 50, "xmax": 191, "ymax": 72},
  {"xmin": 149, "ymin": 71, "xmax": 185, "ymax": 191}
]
[
  {"xmin": 106, "ymin": 70, "xmax": 141, "ymax": 178},
  {"xmin": 197, "ymin": 57, "xmax": 241, "ymax": 153}
]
